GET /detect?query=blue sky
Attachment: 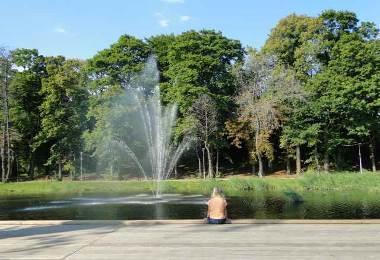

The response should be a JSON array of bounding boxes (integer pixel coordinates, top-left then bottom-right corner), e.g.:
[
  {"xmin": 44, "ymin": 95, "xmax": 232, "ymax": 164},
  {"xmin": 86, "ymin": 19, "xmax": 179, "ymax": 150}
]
[{"xmin": 1, "ymin": 0, "xmax": 379, "ymax": 59}]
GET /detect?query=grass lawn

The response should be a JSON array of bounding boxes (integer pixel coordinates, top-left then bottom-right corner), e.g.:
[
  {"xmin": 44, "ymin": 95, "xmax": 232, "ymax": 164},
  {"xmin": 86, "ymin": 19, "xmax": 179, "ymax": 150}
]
[{"xmin": 1, "ymin": 171, "xmax": 380, "ymax": 198}]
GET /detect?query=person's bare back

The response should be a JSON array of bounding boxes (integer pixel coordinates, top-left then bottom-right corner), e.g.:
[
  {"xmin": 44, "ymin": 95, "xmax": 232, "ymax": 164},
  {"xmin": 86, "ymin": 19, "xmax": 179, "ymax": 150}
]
[
  {"xmin": 207, "ymin": 196, "xmax": 227, "ymax": 219},
  {"xmin": 206, "ymin": 187, "xmax": 228, "ymax": 224}
]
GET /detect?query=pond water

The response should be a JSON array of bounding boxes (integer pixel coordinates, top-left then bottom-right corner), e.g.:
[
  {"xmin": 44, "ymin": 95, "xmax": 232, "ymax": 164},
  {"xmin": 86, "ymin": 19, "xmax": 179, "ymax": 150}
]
[{"xmin": 1, "ymin": 192, "xmax": 380, "ymax": 220}]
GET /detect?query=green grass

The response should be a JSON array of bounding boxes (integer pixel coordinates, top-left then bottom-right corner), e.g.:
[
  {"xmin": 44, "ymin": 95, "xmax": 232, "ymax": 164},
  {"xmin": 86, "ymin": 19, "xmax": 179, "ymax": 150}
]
[{"xmin": 0, "ymin": 171, "xmax": 379, "ymax": 198}]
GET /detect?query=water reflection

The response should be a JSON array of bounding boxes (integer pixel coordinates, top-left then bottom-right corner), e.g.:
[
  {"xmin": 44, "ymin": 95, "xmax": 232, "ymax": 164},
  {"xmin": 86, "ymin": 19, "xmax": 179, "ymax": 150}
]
[{"xmin": 1, "ymin": 191, "xmax": 380, "ymax": 220}]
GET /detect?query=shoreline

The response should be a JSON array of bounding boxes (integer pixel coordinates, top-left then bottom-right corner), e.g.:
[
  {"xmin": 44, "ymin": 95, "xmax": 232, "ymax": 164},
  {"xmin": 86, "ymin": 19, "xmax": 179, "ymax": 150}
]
[{"xmin": 2, "ymin": 219, "xmax": 380, "ymax": 225}]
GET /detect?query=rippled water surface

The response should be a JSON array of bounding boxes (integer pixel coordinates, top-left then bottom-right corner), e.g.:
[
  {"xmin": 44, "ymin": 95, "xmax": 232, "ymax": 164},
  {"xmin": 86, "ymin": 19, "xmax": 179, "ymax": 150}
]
[{"xmin": 1, "ymin": 192, "xmax": 380, "ymax": 220}]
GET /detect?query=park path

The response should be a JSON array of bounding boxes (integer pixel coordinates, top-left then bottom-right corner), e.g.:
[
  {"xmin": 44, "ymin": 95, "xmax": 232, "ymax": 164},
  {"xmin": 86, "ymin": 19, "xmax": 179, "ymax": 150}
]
[{"xmin": 1, "ymin": 221, "xmax": 380, "ymax": 259}]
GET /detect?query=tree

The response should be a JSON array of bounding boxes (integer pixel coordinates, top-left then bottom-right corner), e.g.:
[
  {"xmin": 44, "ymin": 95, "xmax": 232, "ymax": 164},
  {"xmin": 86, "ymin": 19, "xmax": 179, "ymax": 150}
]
[
  {"xmin": 189, "ymin": 94, "xmax": 218, "ymax": 178},
  {"xmin": 158, "ymin": 30, "xmax": 244, "ymax": 177},
  {"xmin": 262, "ymin": 14, "xmax": 324, "ymax": 80},
  {"xmin": 229, "ymin": 50, "xmax": 305, "ymax": 176},
  {"xmin": 161, "ymin": 29, "xmax": 244, "ymax": 114},
  {"xmin": 9, "ymin": 48, "xmax": 45, "ymax": 178},
  {"xmin": 280, "ymin": 107, "xmax": 320, "ymax": 174},
  {"xmin": 147, "ymin": 34, "xmax": 176, "ymax": 82},
  {"xmin": 0, "ymin": 48, "xmax": 14, "ymax": 182},
  {"xmin": 85, "ymin": 35, "xmax": 151, "ymax": 162},
  {"xmin": 87, "ymin": 35, "xmax": 151, "ymax": 89},
  {"xmin": 306, "ymin": 34, "xmax": 380, "ymax": 171},
  {"xmin": 36, "ymin": 57, "xmax": 88, "ymax": 180},
  {"xmin": 263, "ymin": 10, "xmax": 379, "ymax": 173}
]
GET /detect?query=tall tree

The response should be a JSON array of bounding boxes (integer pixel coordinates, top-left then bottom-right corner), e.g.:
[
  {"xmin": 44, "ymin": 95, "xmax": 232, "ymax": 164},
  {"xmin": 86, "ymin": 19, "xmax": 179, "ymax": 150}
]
[
  {"xmin": 9, "ymin": 48, "xmax": 45, "ymax": 178},
  {"xmin": 0, "ymin": 48, "xmax": 14, "ymax": 182},
  {"xmin": 87, "ymin": 35, "xmax": 151, "ymax": 89},
  {"xmin": 228, "ymin": 53, "xmax": 302, "ymax": 176},
  {"xmin": 161, "ymin": 29, "xmax": 244, "ymax": 114},
  {"xmin": 262, "ymin": 14, "xmax": 324, "ymax": 80},
  {"xmin": 306, "ymin": 34, "xmax": 380, "ymax": 171},
  {"xmin": 264, "ymin": 10, "xmax": 379, "ymax": 172},
  {"xmin": 36, "ymin": 57, "xmax": 88, "ymax": 180},
  {"xmin": 189, "ymin": 94, "xmax": 218, "ymax": 178},
  {"xmin": 159, "ymin": 30, "xmax": 244, "ymax": 175},
  {"xmin": 147, "ymin": 34, "xmax": 175, "ymax": 82},
  {"xmin": 85, "ymin": 35, "xmax": 151, "ymax": 159}
]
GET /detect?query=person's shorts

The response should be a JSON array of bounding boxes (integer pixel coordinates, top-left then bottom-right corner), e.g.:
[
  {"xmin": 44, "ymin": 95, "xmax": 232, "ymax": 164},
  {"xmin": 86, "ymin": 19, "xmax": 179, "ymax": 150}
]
[{"xmin": 207, "ymin": 217, "xmax": 226, "ymax": 224}]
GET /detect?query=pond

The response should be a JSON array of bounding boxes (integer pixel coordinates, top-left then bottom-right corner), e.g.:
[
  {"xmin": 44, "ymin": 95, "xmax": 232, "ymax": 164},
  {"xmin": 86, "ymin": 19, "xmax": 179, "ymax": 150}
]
[{"xmin": 1, "ymin": 191, "xmax": 380, "ymax": 220}]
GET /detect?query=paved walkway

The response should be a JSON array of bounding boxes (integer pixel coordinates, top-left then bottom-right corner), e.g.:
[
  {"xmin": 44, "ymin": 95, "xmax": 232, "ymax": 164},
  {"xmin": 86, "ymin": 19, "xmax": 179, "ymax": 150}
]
[{"xmin": 1, "ymin": 221, "xmax": 380, "ymax": 259}]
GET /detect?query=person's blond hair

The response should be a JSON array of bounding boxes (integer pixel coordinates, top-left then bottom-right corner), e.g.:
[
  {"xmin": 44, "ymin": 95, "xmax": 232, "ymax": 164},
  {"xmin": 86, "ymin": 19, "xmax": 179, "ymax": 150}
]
[{"xmin": 211, "ymin": 187, "xmax": 224, "ymax": 198}]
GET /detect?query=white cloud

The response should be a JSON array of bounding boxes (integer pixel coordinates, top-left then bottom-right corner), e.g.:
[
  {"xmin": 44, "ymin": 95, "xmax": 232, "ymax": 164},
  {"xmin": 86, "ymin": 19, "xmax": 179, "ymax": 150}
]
[
  {"xmin": 161, "ymin": 0, "xmax": 184, "ymax": 4},
  {"xmin": 54, "ymin": 27, "xmax": 66, "ymax": 33},
  {"xmin": 159, "ymin": 19, "xmax": 169, "ymax": 27},
  {"xmin": 180, "ymin": 15, "xmax": 191, "ymax": 22}
]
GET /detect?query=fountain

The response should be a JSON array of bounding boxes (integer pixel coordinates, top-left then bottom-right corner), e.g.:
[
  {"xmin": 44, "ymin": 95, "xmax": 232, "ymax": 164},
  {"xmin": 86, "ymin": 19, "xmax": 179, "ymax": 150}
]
[{"xmin": 95, "ymin": 58, "xmax": 190, "ymax": 196}]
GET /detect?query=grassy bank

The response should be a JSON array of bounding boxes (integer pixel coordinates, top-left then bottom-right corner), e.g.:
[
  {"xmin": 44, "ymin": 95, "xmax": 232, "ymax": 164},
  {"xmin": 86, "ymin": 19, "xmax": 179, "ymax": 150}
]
[{"xmin": 1, "ymin": 171, "xmax": 380, "ymax": 198}]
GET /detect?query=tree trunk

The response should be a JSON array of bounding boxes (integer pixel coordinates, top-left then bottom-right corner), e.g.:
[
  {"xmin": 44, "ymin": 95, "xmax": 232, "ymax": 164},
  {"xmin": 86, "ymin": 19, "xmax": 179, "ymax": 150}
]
[
  {"xmin": 80, "ymin": 152, "xmax": 83, "ymax": 181},
  {"xmin": 27, "ymin": 152, "xmax": 35, "ymax": 180},
  {"xmin": 1, "ymin": 65, "xmax": 7, "ymax": 183},
  {"xmin": 6, "ymin": 119, "xmax": 10, "ymax": 181},
  {"xmin": 58, "ymin": 161, "xmax": 62, "ymax": 181},
  {"xmin": 73, "ymin": 155, "xmax": 76, "ymax": 180},
  {"xmin": 252, "ymin": 163, "xmax": 256, "ymax": 175},
  {"xmin": 257, "ymin": 153, "xmax": 263, "ymax": 178},
  {"xmin": 5, "ymin": 149, "xmax": 12, "ymax": 181},
  {"xmin": 16, "ymin": 157, "xmax": 19, "ymax": 182},
  {"xmin": 2, "ymin": 57, "xmax": 10, "ymax": 183},
  {"xmin": 369, "ymin": 140, "xmax": 376, "ymax": 172},
  {"xmin": 268, "ymin": 160, "xmax": 273, "ymax": 173},
  {"xmin": 314, "ymin": 148, "xmax": 320, "ymax": 173},
  {"xmin": 254, "ymin": 130, "xmax": 263, "ymax": 178},
  {"xmin": 202, "ymin": 148, "xmax": 206, "ymax": 179},
  {"xmin": 296, "ymin": 145, "xmax": 301, "ymax": 175},
  {"xmin": 1, "ymin": 148, "xmax": 4, "ymax": 183},
  {"xmin": 216, "ymin": 150, "xmax": 219, "ymax": 177},
  {"xmin": 335, "ymin": 149, "xmax": 343, "ymax": 171},
  {"xmin": 358, "ymin": 143, "xmax": 363, "ymax": 174},
  {"xmin": 323, "ymin": 150, "xmax": 329, "ymax": 172},
  {"xmin": 286, "ymin": 154, "xmax": 291, "ymax": 175},
  {"xmin": 195, "ymin": 149, "xmax": 202, "ymax": 178},
  {"xmin": 205, "ymin": 145, "xmax": 214, "ymax": 178}
]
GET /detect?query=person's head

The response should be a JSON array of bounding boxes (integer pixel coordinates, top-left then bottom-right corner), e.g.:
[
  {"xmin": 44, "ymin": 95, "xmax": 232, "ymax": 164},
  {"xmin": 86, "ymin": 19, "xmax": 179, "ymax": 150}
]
[{"xmin": 211, "ymin": 187, "xmax": 224, "ymax": 198}]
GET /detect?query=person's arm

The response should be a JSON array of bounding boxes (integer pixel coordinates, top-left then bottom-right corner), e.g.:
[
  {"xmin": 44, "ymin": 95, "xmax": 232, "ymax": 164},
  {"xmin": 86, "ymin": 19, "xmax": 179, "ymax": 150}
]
[
  {"xmin": 224, "ymin": 199, "xmax": 228, "ymax": 218},
  {"xmin": 207, "ymin": 200, "xmax": 210, "ymax": 217}
]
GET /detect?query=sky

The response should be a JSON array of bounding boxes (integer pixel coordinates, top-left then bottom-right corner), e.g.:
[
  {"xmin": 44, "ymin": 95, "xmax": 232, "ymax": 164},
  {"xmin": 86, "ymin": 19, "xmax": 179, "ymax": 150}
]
[{"xmin": 1, "ymin": 0, "xmax": 379, "ymax": 59}]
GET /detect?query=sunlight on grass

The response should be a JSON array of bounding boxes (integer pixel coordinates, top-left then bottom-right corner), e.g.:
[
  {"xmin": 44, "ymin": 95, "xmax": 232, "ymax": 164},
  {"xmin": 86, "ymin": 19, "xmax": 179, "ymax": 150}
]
[{"xmin": 1, "ymin": 171, "xmax": 380, "ymax": 198}]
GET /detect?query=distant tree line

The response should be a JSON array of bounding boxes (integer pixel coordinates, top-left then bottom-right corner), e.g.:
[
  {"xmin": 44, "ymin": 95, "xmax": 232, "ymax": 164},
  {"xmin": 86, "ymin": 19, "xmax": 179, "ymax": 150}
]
[{"xmin": 0, "ymin": 10, "xmax": 379, "ymax": 182}]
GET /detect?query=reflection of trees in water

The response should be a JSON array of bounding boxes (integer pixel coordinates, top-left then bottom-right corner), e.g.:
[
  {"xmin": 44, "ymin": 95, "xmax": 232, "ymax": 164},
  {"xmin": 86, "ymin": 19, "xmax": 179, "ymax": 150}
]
[
  {"xmin": 301, "ymin": 192, "xmax": 380, "ymax": 219},
  {"xmin": 264, "ymin": 196, "xmax": 286, "ymax": 213},
  {"xmin": 228, "ymin": 191, "xmax": 380, "ymax": 219}
]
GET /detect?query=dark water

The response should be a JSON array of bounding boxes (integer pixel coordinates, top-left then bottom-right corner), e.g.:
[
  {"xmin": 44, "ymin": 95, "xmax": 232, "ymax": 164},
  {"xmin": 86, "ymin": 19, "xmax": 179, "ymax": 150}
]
[{"xmin": 1, "ymin": 192, "xmax": 380, "ymax": 220}]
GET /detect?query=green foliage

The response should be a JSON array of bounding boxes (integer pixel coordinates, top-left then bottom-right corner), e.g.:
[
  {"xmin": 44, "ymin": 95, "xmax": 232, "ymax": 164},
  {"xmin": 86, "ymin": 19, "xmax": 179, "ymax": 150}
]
[
  {"xmin": 8, "ymin": 49, "xmax": 46, "ymax": 177},
  {"xmin": 147, "ymin": 34, "xmax": 176, "ymax": 82},
  {"xmin": 161, "ymin": 29, "xmax": 244, "ymax": 114},
  {"xmin": 229, "ymin": 52, "xmax": 303, "ymax": 174},
  {"xmin": 1, "ymin": 11, "xmax": 379, "ymax": 181},
  {"xmin": 263, "ymin": 14, "xmax": 324, "ymax": 79},
  {"xmin": 36, "ymin": 57, "xmax": 88, "ymax": 170},
  {"xmin": 2, "ymin": 172, "xmax": 380, "ymax": 198},
  {"xmin": 86, "ymin": 35, "xmax": 150, "ymax": 88},
  {"xmin": 263, "ymin": 10, "xmax": 380, "ymax": 170},
  {"xmin": 84, "ymin": 35, "xmax": 151, "ymax": 163}
]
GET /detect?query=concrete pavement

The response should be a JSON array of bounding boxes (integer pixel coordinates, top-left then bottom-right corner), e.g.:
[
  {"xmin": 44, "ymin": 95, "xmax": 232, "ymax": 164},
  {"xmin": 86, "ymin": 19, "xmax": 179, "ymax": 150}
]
[{"xmin": 1, "ymin": 220, "xmax": 380, "ymax": 259}]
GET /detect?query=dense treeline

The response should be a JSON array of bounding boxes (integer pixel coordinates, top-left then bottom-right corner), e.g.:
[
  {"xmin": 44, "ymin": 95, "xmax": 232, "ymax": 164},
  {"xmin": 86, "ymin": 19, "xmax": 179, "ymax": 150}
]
[{"xmin": 0, "ymin": 10, "xmax": 379, "ymax": 182}]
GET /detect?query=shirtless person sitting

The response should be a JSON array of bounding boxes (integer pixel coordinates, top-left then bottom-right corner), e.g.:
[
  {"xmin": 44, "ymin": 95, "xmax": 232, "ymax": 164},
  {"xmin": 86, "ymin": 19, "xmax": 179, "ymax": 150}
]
[{"xmin": 207, "ymin": 187, "xmax": 228, "ymax": 224}]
